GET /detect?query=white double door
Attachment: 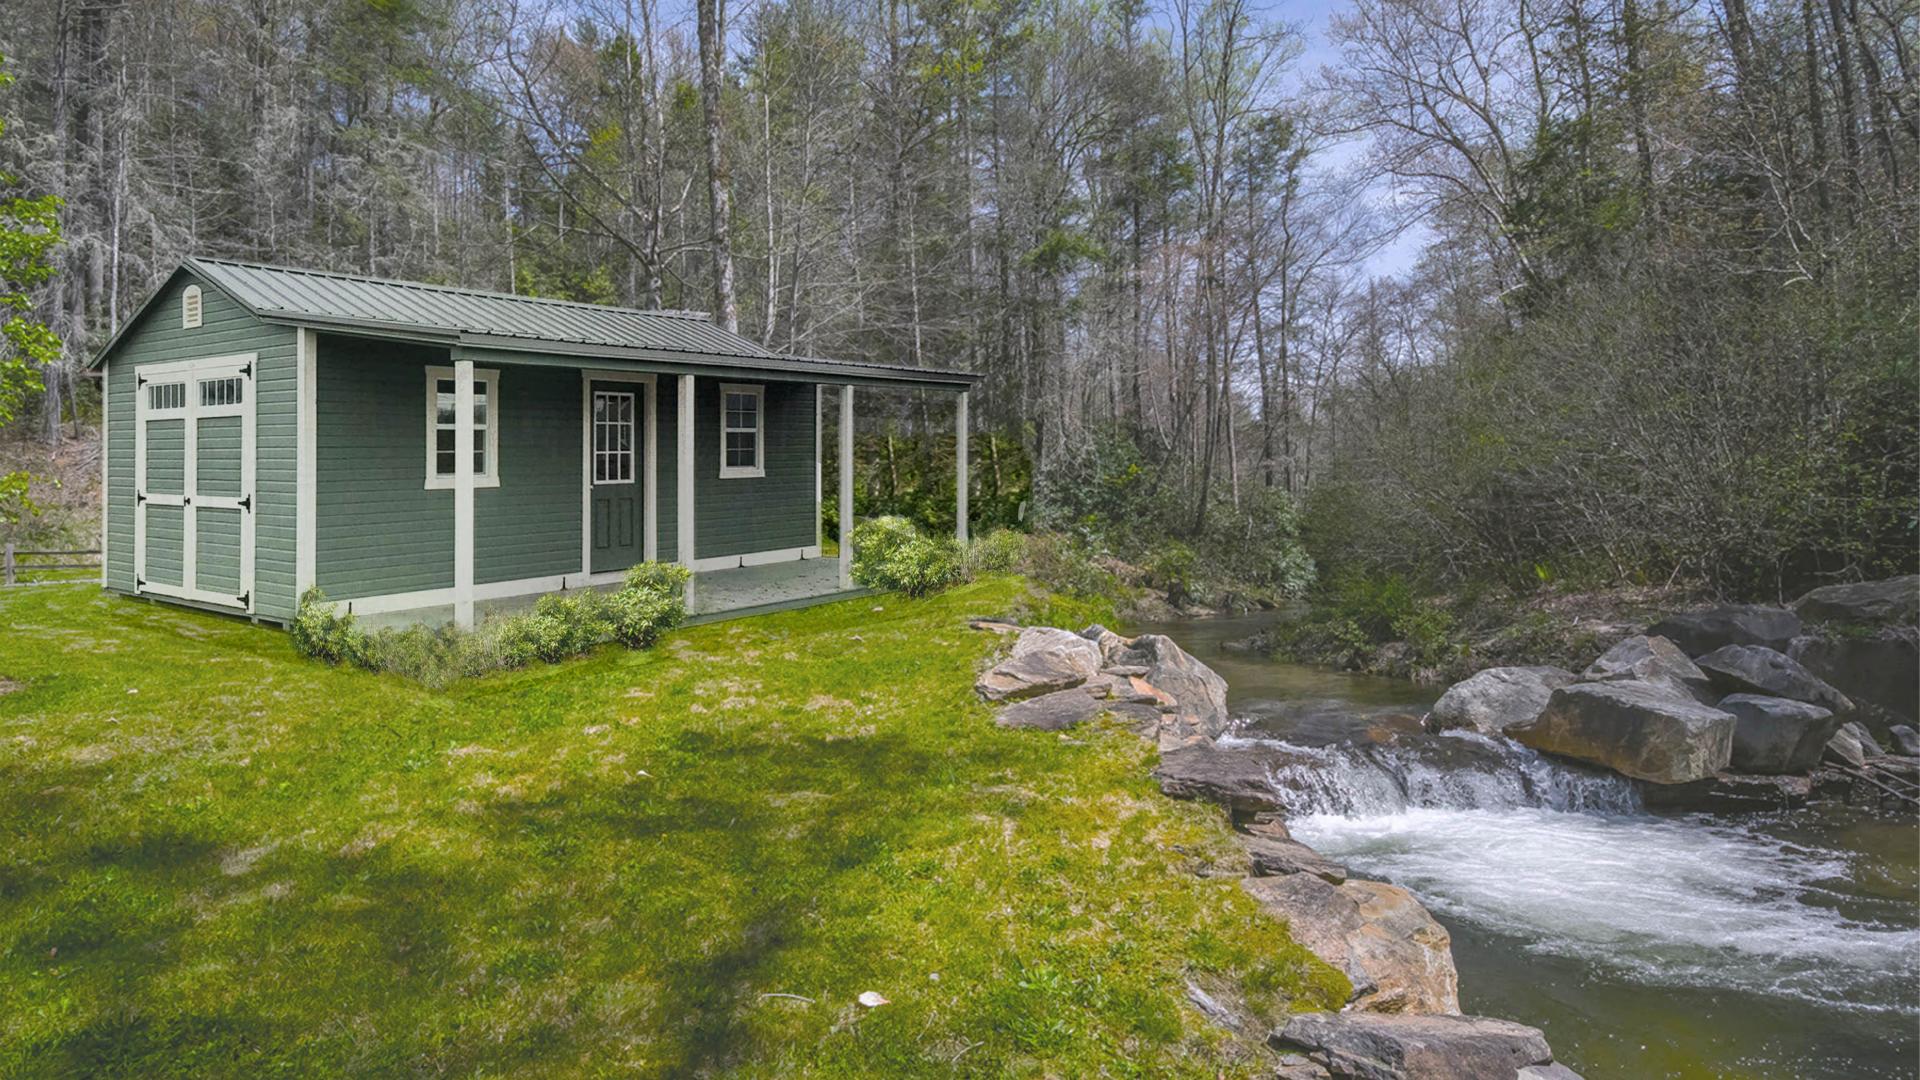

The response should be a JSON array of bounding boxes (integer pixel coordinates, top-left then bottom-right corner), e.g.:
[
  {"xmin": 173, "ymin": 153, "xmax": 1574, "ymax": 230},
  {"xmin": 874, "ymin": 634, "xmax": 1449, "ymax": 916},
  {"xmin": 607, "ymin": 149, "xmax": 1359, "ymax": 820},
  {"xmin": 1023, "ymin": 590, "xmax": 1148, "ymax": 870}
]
[{"xmin": 134, "ymin": 353, "xmax": 257, "ymax": 611}]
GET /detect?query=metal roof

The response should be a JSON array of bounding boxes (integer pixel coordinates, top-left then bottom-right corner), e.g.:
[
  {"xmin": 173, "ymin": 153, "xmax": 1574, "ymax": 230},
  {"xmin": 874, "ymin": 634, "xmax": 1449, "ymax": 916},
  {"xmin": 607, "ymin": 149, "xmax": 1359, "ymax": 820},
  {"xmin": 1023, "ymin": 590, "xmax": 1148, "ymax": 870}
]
[{"xmin": 91, "ymin": 258, "xmax": 980, "ymax": 388}]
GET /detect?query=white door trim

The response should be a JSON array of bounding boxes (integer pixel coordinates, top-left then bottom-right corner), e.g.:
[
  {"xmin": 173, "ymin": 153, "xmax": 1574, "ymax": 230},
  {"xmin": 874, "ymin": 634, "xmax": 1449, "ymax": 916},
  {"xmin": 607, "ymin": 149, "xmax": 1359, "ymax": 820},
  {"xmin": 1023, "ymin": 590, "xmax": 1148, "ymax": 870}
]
[
  {"xmin": 579, "ymin": 370, "xmax": 658, "ymax": 575},
  {"xmin": 134, "ymin": 352, "xmax": 258, "ymax": 612}
]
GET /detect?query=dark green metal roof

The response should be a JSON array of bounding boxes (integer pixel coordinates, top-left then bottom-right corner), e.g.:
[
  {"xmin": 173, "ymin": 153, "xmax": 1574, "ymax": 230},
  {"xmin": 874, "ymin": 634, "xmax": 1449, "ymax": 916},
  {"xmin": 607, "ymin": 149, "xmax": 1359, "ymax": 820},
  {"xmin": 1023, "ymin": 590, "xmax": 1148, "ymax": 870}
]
[{"xmin": 92, "ymin": 258, "xmax": 980, "ymax": 388}]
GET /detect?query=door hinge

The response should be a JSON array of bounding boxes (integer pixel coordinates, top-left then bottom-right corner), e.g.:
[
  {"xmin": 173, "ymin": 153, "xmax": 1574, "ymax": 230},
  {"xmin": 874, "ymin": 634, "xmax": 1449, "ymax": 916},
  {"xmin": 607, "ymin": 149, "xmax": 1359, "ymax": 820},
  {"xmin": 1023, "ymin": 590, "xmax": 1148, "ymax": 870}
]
[
  {"xmin": 238, "ymin": 494, "xmax": 252, "ymax": 512},
  {"xmin": 239, "ymin": 362, "xmax": 252, "ymax": 378},
  {"xmin": 135, "ymin": 491, "xmax": 146, "ymax": 504},
  {"xmin": 137, "ymin": 374, "xmax": 147, "ymax": 387},
  {"xmin": 238, "ymin": 591, "xmax": 250, "ymax": 607},
  {"xmin": 136, "ymin": 577, "xmax": 145, "ymax": 588},
  {"xmin": 183, "ymin": 496, "xmax": 192, "ymax": 506}
]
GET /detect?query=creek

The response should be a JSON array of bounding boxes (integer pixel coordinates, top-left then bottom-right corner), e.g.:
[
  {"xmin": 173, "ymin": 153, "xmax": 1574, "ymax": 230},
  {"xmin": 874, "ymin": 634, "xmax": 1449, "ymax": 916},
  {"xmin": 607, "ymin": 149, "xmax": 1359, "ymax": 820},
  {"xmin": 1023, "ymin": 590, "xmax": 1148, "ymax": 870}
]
[{"xmin": 1134, "ymin": 612, "xmax": 1920, "ymax": 1079}]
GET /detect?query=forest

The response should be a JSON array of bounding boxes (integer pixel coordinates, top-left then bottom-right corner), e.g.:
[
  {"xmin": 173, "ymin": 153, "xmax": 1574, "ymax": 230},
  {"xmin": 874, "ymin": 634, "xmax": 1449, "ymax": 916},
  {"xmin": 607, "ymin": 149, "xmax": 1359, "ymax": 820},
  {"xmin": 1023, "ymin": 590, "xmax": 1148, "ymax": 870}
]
[{"xmin": 0, "ymin": 0, "xmax": 1913, "ymax": 608}]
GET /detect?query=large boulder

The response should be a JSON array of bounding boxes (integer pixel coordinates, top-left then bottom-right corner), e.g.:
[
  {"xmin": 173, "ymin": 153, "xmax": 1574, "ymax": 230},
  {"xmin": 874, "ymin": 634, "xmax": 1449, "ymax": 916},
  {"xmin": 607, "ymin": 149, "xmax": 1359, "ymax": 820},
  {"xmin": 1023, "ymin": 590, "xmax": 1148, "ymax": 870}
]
[
  {"xmin": 993, "ymin": 686, "xmax": 1107, "ymax": 731},
  {"xmin": 1154, "ymin": 744, "xmax": 1312, "ymax": 814},
  {"xmin": 1648, "ymin": 605, "xmax": 1801, "ymax": 656},
  {"xmin": 1103, "ymin": 631, "xmax": 1233, "ymax": 739},
  {"xmin": 1242, "ymin": 833, "xmax": 1349, "ymax": 884},
  {"xmin": 1718, "ymin": 694, "xmax": 1842, "ymax": 774},
  {"xmin": 1425, "ymin": 667, "xmax": 1575, "ymax": 735},
  {"xmin": 1792, "ymin": 575, "xmax": 1920, "ymax": 625},
  {"xmin": 974, "ymin": 627, "xmax": 1101, "ymax": 702},
  {"xmin": 1242, "ymin": 873, "xmax": 1460, "ymax": 1015},
  {"xmin": 1694, "ymin": 645, "xmax": 1853, "ymax": 714},
  {"xmin": 1509, "ymin": 680, "xmax": 1734, "ymax": 784},
  {"xmin": 1273, "ymin": 1012, "xmax": 1574, "ymax": 1080},
  {"xmin": 1892, "ymin": 725, "xmax": 1920, "ymax": 757},
  {"xmin": 1789, "ymin": 630, "xmax": 1920, "ymax": 722},
  {"xmin": 1581, "ymin": 635, "xmax": 1716, "ymax": 704}
]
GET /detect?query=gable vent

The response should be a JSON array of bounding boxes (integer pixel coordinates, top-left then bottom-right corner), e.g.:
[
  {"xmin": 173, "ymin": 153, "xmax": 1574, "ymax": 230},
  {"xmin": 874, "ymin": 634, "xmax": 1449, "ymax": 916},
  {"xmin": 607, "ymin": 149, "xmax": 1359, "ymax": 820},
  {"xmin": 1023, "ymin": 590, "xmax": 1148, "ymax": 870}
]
[{"xmin": 182, "ymin": 285, "xmax": 203, "ymax": 329}]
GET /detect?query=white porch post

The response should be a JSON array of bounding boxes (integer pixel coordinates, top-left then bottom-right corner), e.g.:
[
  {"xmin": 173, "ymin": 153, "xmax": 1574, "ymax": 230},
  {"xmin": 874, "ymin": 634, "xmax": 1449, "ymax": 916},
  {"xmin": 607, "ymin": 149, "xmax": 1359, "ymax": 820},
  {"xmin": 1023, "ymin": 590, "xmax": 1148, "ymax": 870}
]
[
  {"xmin": 453, "ymin": 358, "xmax": 476, "ymax": 629},
  {"xmin": 677, "ymin": 374, "xmax": 696, "ymax": 608},
  {"xmin": 955, "ymin": 390, "xmax": 969, "ymax": 544},
  {"xmin": 839, "ymin": 385, "xmax": 854, "ymax": 590}
]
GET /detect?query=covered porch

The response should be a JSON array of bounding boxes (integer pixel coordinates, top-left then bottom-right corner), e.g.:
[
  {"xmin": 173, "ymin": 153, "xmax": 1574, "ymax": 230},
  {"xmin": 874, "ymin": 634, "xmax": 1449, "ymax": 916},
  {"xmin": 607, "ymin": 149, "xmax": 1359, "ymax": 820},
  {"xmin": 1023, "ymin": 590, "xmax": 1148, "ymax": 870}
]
[{"xmin": 346, "ymin": 360, "xmax": 972, "ymax": 630}]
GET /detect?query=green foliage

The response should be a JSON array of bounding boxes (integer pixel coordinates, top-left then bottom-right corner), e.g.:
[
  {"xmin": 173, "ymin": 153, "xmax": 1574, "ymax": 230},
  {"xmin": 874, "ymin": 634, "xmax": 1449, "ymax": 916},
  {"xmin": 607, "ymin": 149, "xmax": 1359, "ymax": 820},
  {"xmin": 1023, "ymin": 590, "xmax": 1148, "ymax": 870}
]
[
  {"xmin": 851, "ymin": 515, "xmax": 964, "ymax": 597},
  {"xmin": 606, "ymin": 561, "xmax": 691, "ymax": 647},
  {"xmin": 823, "ymin": 429, "xmax": 1031, "ymax": 541},
  {"xmin": 491, "ymin": 591, "xmax": 614, "ymax": 665},
  {"xmin": 0, "ymin": 53, "xmax": 59, "ymax": 523},
  {"xmin": 0, "ymin": 469, "xmax": 40, "ymax": 541},
  {"xmin": 289, "ymin": 562, "xmax": 690, "ymax": 684},
  {"xmin": 289, "ymin": 587, "xmax": 370, "ymax": 667},
  {"xmin": 1017, "ymin": 531, "xmax": 1123, "ymax": 598},
  {"xmin": 961, "ymin": 528, "xmax": 1028, "ymax": 577},
  {"xmin": 1031, "ymin": 425, "xmax": 1316, "ymax": 602}
]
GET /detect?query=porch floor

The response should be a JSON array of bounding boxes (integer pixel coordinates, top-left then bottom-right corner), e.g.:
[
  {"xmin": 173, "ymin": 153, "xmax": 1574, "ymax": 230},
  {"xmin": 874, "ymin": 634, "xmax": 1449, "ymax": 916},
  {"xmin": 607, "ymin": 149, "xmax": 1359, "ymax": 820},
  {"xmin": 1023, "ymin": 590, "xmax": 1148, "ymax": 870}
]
[{"xmin": 355, "ymin": 557, "xmax": 865, "ymax": 630}]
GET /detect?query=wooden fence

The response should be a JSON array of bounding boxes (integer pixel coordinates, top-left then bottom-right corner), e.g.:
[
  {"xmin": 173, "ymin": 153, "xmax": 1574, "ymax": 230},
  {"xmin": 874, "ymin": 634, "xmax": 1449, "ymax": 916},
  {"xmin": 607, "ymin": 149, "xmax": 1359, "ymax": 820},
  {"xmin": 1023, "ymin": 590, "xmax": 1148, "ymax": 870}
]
[{"xmin": 2, "ymin": 543, "xmax": 101, "ymax": 585}]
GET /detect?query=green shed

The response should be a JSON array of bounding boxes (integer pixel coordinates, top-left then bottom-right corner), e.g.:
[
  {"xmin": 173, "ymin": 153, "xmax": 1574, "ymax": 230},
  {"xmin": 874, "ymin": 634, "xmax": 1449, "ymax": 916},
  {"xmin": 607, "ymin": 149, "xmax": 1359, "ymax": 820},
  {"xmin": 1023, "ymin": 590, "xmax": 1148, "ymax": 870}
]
[{"xmin": 89, "ymin": 259, "xmax": 979, "ymax": 627}]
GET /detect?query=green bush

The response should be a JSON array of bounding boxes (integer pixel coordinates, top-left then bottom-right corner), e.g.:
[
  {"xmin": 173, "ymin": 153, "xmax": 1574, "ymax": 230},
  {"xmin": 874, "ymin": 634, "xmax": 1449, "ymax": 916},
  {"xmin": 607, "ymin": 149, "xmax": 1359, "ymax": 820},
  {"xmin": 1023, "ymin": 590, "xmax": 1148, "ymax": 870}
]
[
  {"xmin": 289, "ymin": 561, "xmax": 691, "ymax": 684},
  {"xmin": 607, "ymin": 562, "xmax": 690, "ymax": 647},
  {"xmin": 1017, "ymin": 532, "xmax": 1121, "ymax": 598},
  {"xmin": 492, "ymin": 591, "xmax": 613, "ymax": 665},
  {"xmin": 290, "ymin": 587, "xmax": 369, "ymax": 667},
  {"xmin": 962, "ymin": 528, "xmax": 1028, "ymax": 577},
  {"xmin": 851, "ymin": 515, "xmax": 965, "ymax": 598}
]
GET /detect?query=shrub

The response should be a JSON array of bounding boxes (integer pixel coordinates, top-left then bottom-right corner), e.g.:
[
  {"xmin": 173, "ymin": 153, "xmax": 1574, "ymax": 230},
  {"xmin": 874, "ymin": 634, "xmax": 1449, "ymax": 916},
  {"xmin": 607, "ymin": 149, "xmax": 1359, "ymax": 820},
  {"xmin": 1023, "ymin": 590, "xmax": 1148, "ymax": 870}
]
[
  {"xmin": 851, "ymin": 515, "xmax": 964, "ymax": 597},
  {"xmin": 962, "ymin": 528, "xmax": 1028, "ymax": 577},
  {"xmin": 290, "ymin": 587, "xmax": 369, "ymax": 667},
  {"xmin": 492, "ymin": 591, "xmax": 613, "ymax": 665},
  {"xmin": 608, "ymin": 561, "xmax": 690, "ymax": 647},
  {"xmin": 1017, "ymin": 532, "xmax": 1121, "ymax": 598},
  {"xmin": 850, "ymin": 516, "xmax": 920, "ymax": 573},
  {"xmin": 290, "ymin": 562, "xmax": 691, "ymax": 684}
]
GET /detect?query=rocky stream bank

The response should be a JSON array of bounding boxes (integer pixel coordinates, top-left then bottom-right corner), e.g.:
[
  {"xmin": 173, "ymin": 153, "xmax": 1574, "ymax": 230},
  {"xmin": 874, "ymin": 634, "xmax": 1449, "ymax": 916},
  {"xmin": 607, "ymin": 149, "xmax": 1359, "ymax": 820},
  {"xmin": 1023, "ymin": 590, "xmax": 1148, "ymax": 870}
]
[
  {"xmin": 968, "ymin": 619, "xmax": 1585, "ymax": 1079},
  {"xmin": 967, "ymin": 574, "xmax": 1919, "ymax": 1078}
]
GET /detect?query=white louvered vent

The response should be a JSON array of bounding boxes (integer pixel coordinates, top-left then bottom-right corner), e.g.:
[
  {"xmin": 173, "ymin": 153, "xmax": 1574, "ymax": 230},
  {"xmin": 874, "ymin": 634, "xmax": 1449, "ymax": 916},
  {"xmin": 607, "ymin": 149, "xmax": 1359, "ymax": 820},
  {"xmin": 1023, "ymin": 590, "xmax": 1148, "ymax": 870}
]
[{"xmin": 182, "ymin": 285, "xmax": 203, "ymax": 329}]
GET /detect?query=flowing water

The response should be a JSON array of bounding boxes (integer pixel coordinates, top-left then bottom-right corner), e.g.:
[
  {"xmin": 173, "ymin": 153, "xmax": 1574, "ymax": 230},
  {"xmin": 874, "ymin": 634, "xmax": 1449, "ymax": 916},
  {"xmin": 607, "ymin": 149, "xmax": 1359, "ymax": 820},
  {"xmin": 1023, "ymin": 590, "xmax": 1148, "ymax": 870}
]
[{"xmin": 1135, "ymin": 613, "xmax": 1920, "ymax": 1079}]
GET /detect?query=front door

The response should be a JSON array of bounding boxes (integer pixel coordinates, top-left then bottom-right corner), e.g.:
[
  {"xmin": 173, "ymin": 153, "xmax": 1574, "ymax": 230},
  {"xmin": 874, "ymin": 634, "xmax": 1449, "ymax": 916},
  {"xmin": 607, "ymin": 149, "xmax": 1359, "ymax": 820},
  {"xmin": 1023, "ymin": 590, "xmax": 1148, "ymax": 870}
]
[
  {"xmin": 589, "ymin": 381, "xmax": 644, "ymax": 573},
  {"xmin": 135, "ymin": 354, "xmax": 255, "ymax": 611}
]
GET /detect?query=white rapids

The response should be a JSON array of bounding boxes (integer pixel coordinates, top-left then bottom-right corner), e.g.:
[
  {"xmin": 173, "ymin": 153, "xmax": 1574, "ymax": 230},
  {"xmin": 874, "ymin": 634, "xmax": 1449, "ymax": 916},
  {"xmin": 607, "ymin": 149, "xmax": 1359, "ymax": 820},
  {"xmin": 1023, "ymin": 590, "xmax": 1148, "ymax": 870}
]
[{"xmin": 1220, "ymin": 731, "xmax": 1920, "ymax": 1014}]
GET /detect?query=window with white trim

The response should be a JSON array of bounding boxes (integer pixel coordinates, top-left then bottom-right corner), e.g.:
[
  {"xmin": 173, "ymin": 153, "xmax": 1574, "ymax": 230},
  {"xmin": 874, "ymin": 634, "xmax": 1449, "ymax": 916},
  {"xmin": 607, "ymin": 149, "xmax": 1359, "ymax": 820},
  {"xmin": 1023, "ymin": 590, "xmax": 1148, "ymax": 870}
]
[
  {"xmin": 593, "ymin": 390, "xmax": 635, "ymax": 484},
  {"xmin": 719, "ymin": 383, "xmax": 764, "ymax": 479},
  {"xmin": 424, "ymin": 366, "xmax": 500, "ymax": 489},
  {"xmin": 199, "ymin": 376, "xmax": 244, "ymax": 406},
  {"xmin": 147, "ymin": 381, "xmax": 186, "ymax": 410}
]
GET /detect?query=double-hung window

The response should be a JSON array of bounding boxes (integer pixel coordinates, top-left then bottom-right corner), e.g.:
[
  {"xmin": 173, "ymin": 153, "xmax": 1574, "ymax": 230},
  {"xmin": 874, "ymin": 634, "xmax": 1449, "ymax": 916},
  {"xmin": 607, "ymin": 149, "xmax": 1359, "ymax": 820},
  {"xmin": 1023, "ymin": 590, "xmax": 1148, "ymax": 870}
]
[
  {"xmin": 718, "ymin": 383, "xmax": 765, "ymax": 479},
  {"xmin": 424, "ymin": 366, "xmax": 500, "ymax": 489}
]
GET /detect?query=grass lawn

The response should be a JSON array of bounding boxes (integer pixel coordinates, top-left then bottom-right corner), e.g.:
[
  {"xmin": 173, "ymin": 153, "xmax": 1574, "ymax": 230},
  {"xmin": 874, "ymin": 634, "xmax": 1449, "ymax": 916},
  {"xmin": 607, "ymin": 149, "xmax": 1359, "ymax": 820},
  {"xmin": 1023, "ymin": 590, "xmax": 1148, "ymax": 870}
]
[{"xmin": 0, "ymin": 577, "xmax": 1343, "ymax": 1077}]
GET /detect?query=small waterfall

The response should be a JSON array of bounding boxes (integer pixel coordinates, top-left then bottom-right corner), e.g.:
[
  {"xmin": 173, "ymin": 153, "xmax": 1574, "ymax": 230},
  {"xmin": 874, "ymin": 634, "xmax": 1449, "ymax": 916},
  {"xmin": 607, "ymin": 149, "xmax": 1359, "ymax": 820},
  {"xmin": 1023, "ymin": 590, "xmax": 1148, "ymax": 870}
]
[{"xmin": 1216, "ymin": 729, "xmax": 1641, "ymax": 818}]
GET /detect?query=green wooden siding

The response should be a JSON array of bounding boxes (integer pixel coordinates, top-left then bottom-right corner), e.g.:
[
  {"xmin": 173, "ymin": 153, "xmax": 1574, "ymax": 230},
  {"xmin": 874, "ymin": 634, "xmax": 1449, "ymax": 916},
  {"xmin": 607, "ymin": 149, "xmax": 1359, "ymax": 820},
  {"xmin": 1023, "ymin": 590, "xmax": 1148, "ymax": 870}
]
[
  {"xmin": 196, "ymin": 507, "xmax": 245, "ymax": 595},
  {"xmin": 655, "ymin": 376, "xmax": 679, "ymax": 563},
  {"xmin": 104, "ymin": 273, "xmax": 297, "ymax": 620},
  {"xmin": 477, "ymin": 365, "xmax": 581, "ymax": 585},
  {"xmin": 316, "ymin": 344, "xmax": 585, "ymax": 598},
  {"xmin": 693, "ymin": 379, "xmax": 816, "ymax": 559},
  {"xmin": 315, "ymin": 337, "xmax": 453, "ymax": 599}
]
